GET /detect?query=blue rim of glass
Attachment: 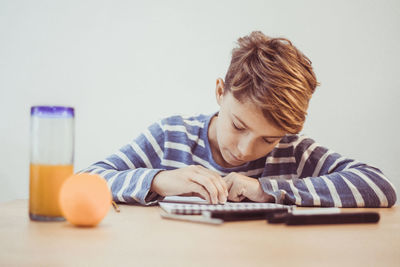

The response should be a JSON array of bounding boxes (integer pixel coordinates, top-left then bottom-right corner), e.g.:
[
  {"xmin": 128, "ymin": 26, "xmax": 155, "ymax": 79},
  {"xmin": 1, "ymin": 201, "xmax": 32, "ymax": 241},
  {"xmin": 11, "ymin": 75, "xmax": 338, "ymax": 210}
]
[{"xmin": 31, "ymin": 106, "xmax": 74, "ymax": 118}]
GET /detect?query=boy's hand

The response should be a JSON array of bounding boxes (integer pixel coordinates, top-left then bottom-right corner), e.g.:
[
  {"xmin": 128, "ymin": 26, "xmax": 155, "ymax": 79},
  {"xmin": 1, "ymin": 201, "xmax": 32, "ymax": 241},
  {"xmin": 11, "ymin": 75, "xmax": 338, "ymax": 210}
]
[
  {"xmin": 224, "ymin": 172, "xmax": 273, "ymax": 203},
  {"xmin": 151, "ymin": 165, "xmax": 228, "ymax": 204}
]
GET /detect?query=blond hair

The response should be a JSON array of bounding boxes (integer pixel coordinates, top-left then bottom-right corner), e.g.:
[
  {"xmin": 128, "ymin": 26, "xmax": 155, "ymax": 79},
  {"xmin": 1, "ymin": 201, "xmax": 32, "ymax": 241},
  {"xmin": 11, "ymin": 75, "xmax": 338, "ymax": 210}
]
[{"xmin": 224, "ymin": 31, "xmax": 318, "ymax": 133}]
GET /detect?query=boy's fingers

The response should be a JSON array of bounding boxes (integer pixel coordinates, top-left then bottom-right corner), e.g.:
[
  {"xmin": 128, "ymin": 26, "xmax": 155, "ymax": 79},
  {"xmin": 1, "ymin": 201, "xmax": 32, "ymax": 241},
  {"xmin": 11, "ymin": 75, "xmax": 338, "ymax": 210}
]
[
  {"xmin": 197, "ymin": 168, "xmax": 228, "ymax": 203},
  {"xmin": 190, "ymin": 175, "xmax": 219, "ymax": 204},
  {"xmin": 224, "ymin": 175, "xmax": 234, "ymax": 194},
  {"xmin": 206, "ymin": 175, "xmax": 227, "ymax": 204},
  {"xmin": 230, "ymin": 194, "xmax": 246, "ymax": 202},
  {"xmin": 226, "ymin": 179, "xmax": 245, "ymax": 202},
  {"xmin": 189, "ymin": 184, "xmax": 211, "ymax": 203}
]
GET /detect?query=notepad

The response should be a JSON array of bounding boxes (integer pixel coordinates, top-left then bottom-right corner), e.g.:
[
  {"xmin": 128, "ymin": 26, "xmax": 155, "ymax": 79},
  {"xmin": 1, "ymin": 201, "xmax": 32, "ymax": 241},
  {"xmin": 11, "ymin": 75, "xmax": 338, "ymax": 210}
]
[{"xmin": 159, "ymin": 196, "xmax": 290, "ymax": 215}]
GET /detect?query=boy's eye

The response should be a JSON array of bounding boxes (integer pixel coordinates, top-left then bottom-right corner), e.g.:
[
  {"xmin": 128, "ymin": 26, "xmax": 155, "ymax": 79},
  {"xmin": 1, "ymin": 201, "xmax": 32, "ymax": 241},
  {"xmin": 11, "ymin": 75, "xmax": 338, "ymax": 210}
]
[
  {"xmin": 263, "ymin": 138, "xmax": 274, "ymax": 144},
  {"xmin": 232, "ymin": 122, "xmax": 244, "ymax": 131}
]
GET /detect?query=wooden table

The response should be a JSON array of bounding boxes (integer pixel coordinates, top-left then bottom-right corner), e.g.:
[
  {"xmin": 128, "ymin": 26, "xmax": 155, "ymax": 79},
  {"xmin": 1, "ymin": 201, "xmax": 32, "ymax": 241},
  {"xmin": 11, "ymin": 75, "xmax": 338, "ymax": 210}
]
[{"xmin": 1, "ymin": 199, "xmax": 399, "ymax": 267}]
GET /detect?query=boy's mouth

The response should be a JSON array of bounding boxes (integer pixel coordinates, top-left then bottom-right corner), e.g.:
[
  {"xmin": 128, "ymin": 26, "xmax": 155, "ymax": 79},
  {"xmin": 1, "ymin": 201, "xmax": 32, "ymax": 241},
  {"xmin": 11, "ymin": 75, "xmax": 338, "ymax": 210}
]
[{"xmin": 229, "ymin": 151, "xmax": 245, "ymax": 164}]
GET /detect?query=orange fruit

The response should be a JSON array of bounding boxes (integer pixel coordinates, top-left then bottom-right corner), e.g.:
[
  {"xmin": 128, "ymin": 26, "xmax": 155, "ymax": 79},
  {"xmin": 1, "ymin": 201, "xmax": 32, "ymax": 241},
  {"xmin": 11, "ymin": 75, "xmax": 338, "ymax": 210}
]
[{"xmin": 59, "ymin": 173, "xmax": 112, "ymax": 227}]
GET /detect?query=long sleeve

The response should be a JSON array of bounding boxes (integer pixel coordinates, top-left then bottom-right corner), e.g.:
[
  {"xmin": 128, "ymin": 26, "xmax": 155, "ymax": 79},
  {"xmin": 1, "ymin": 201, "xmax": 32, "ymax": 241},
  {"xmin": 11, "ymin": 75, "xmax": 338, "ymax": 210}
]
[
  {"xmin": 80, "ymin": 122, "xmax": 166, "ymax": 205},
  {"xmin": 259, "ymin": 136, "xmax": 397, "ymax": 207}
]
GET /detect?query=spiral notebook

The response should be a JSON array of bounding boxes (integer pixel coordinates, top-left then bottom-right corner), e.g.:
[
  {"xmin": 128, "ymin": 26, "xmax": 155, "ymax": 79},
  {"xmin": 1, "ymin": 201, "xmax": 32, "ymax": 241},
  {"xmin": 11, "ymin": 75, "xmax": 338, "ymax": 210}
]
[{"xmin": 159, "ymin": 196, "xmax": 290, "ymax": 215}]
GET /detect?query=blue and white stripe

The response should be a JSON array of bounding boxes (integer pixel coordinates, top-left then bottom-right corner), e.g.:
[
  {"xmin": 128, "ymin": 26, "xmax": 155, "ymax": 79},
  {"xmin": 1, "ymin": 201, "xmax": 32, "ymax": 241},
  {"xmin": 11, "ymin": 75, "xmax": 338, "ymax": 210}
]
[{"xmin": 82, "ymin": 113, "xmax": 397, "ymax": 207}]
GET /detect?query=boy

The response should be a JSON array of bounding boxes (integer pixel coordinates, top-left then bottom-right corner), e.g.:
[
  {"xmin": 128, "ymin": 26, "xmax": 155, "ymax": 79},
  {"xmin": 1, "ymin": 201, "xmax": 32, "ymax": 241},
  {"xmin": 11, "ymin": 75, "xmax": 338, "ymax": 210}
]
[{"xmin": 82, "ymin": 31, "xmax": 397, "ymax": 207}]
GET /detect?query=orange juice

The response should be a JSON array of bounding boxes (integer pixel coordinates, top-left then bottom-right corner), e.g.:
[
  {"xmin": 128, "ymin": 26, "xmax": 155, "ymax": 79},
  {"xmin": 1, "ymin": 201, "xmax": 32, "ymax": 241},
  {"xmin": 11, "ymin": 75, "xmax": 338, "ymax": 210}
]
[{"xmin": 29, "ymin": 164, "xmax": 73, "ymax": 219}]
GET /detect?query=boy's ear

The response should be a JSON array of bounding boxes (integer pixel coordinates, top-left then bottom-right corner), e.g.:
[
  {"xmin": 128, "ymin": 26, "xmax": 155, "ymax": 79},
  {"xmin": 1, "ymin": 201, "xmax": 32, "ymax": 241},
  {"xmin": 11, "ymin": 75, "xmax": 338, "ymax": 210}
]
[{"xmin": 215, "ymin": 78, "xmax": 225, "ymax": 105}]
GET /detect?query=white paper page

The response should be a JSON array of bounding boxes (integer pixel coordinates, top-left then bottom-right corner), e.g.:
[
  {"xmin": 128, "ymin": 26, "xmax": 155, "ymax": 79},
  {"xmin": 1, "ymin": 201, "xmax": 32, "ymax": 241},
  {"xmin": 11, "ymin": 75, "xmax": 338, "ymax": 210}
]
[
  {"xmin": 162, "ymin": 196, "xmax": 207, "ymax": 204},
  {"xmin": 159, "ymin": 200, "xmax": 290, "ymax": 214}
]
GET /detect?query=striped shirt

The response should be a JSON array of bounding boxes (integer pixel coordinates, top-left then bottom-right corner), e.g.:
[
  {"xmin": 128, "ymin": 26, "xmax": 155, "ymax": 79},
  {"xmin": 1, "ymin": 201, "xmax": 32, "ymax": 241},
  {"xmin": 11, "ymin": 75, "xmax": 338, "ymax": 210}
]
[{"xmin": 81, "ymin": 113, "xmax": 397, "ymax": 207}]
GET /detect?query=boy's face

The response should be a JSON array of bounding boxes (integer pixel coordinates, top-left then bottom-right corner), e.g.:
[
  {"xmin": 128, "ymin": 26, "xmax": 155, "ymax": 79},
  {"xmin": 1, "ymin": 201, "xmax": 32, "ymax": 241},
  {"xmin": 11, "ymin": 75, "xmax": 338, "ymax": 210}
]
[{"xmin": 211, "ymin": 79, "xmax": 286, "ymax": 168}]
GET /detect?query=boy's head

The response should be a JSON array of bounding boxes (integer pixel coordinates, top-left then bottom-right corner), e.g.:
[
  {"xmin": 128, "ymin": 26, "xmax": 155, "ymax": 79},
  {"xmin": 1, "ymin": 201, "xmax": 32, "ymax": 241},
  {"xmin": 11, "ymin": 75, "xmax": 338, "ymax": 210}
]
[
  {"xmin": 210, "ymin": 31, "xmax": 318, "ymax": 167},
  {"xmin": 223, "ymin": 31, "xmax": 318, "ymax": 134}
]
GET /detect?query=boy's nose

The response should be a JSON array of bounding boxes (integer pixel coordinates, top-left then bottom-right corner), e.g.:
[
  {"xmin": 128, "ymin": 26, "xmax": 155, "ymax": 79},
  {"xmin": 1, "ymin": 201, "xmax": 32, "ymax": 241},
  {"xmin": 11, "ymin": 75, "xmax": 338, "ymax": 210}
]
[{"xmin": 237, "ymin": 137, "xmax": 255, "ymax": 160}]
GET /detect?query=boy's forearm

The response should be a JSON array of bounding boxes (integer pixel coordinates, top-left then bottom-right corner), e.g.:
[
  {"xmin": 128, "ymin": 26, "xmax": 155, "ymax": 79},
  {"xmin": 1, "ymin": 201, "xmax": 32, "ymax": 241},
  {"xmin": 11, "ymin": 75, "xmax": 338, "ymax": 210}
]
[
  {"xmin": 81, "ymin": 164, "xmax": 165, "ymax": 205},
  {"xmin": 258, "ymin": 166, "xmax": 397, "ymax": 207}
]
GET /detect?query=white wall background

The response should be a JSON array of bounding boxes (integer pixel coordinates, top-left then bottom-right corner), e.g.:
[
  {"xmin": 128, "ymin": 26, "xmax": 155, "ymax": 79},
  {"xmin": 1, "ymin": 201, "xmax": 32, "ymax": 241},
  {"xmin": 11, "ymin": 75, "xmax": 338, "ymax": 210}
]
[{"xmin": 1, "ymin": 0, "xmax": 399, "ymax": 203}]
